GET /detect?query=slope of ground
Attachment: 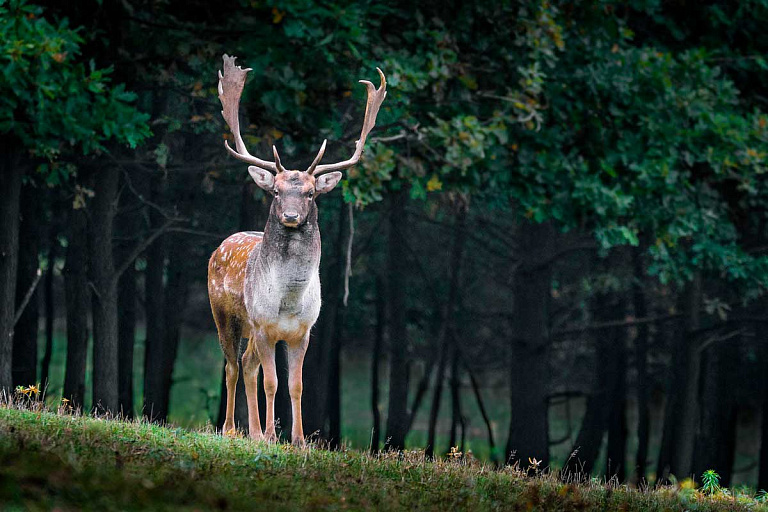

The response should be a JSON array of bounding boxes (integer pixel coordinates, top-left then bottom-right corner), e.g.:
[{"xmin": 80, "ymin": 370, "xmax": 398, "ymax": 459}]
[{"xmin": 0, "ymin": 405, "xmax": 763, "ymax": 511}]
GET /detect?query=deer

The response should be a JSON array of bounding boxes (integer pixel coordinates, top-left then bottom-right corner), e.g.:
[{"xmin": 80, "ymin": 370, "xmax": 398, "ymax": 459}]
[{"xmin": 208, "ymin": 55, "xmax": 386, "ymax": 445}]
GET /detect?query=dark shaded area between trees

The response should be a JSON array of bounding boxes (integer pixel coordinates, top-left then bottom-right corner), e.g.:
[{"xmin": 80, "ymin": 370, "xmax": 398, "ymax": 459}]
[{"xmin": 3, "ymin": 0, "xmax": 768, "ymax": 489}]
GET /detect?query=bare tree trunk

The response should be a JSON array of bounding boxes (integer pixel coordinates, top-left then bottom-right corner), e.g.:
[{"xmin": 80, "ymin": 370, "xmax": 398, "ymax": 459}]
[
  {"xmin": 448, "ymin": 344, "xmax": 464, "ymax": 452},
  {"xmin": 0, "ymin": 149, "xmax": 22, "ymax": 393},
  {"xmin": 426, "ymin": 339, "xmax": 449, "ymax": 458},
  {"xmin": 63, "ymin": 207, "xmax": 89, "ymax": 408},
  {"xmin": 143, "ymin": 173, "xmax": 167, "ymax": 421},
  {"xmin": 324, "ymin": 200, "xmax": 349, "ymax": 449},
  {"xmin": 566, "ymin": 329, "xmax": 610, "ymax": 475},
  {"xmin": 370, "ymin": 275, "xmax": 385, "ymax": 453},
  {"xmin": 117, "ymin": 262, "xmax": 137, "ymax": 418},
  {"xmin": 506, "ymin": 221, "xmax": 554, "ymax": 468},
  {"xmin": 425, "ymin": 204, "xmax": 468, "ymax": 457},
  {"xmin": 759, "ymin": 343, "xmax": 768, "ymax": 491},
  {"xmin": 384, "ymin": 187, "xmax": 410, "ymax": 450},
  {"xmin": 632, "ymin": 248, "xmax": 650, "ymax": 483},
  {"xmin": 564, "ymin": 289, "xmax": 627, "ymax": 480},
  {"xmin": 657, "ymin": 273, "xmax": 702, "ymax": 482},
  {"xmin": 463, "ymin": 350, "xmax": 498, "ymax": 464},
  {"xmin": 116, "ymin": 173, "xmax": 140, "ymax": 418},
  {"xmin": 605, "ymin": 297, "xmax": 628, "ymax": 482},
  {"xmin": 40, "ymin": 233, "xmax": 57, "ymax": 392},
  {"xmin": 161, "ymin": 232, "xmax": 189, "ymax": 421},
  {"xmin": 692, "ymin": 340, "xmax": 737, "ymax": 486},
  {"xmin": 13, "ymin": 183, "xmax": 41, "ymax": 387},
  {"xmin": 89, "ymin": 167, "xmax": 120, "ymax": 414}
]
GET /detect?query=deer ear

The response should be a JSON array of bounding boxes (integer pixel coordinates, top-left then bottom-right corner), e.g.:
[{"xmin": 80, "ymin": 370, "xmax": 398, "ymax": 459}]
[
  {"xmin": 315, "ymin": 172, "xmax": 342, "ymax": 195},
  {"xmin": 248, "ymin": 166, "xmax": 275, "ymax": 192}
]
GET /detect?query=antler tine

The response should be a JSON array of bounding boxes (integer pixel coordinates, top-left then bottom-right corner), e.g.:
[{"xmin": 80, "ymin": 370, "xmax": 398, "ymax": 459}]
[
  {"xmin": 218, "ymin": 54, "xmax": 278, "ymax": 173},
  {"xmin": 306, "ymin": 139, "xmax": 327, "ymax": 175},
  {"xmin": 272, "ymin": 145, "xmax": 287, "ymax": 173},
  {"xmin": 313, "ymin": 68, "xmax": 387, "ymax": 175}
]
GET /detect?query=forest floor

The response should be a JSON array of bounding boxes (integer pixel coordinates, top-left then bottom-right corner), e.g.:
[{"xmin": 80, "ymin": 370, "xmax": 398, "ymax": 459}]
[{"xmin": 0, "ymin": 404, "xmax": 764, "ymax": 511}]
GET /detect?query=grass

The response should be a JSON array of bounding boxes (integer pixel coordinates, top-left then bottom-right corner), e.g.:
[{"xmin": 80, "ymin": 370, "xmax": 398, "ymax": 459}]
[
  {"xmin": 32, "ymin": 327, "xmax": 765, "ymax": 485},
  {"xmin": 1, "ymin": 402, "xmax": 765, "ymax": 511}
]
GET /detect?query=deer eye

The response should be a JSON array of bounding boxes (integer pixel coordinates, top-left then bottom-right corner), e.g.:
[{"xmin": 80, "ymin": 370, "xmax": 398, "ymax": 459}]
[{"xmin": 308, "ymin": 190, "xmax": 314, "ymax": 198}]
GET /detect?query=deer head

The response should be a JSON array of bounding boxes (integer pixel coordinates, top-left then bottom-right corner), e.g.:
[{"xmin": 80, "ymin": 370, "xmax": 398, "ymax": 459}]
[{"xmin": 218, "ymin": 54, "xmax": 387, "ymax": 228}]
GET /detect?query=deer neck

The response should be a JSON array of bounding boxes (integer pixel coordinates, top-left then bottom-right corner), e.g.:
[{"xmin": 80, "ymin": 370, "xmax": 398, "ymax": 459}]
[{"xmin": 257, "ymin": 203, "xmax": 321, "ymax": 286}]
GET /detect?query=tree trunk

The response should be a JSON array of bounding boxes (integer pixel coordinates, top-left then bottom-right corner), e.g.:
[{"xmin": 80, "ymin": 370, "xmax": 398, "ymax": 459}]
[
  {"xmin": 161, "ymin": 232, "xmax": 189, "ymax": 421},
  {"xmin": 425, "ymin": 203, "xmax": 468, "ymax": 457},
  {"xmin": 370, "ymin": 275, "xmax": 385, "ymax": 453},
  {"xmin": 116, "ymin": 173, "xmax": 140, "ymax": 418},
  {"xmin": 448, "ymin": 344, "xmax": 464, "ymax": 452},
  {"xmin": 89, "ymin": 167, "xmax": 120, "ymax": 414},
  {"xmin": 463, "ymin": 350, "xmax": 498, "ymax": 464},
  {"xmin": 12, "ymin": 183, "xmax": 42, "ymax": 388},
  {"xmin": 323, "ymin": 200, "xmax": 349, "ymax": 449},
  {"xmin": 40, "ymin": 233, "xmax": 57, "ymax": 393},
  {"xmin": 63, "ymin": 207, "xmax": 90, "ymax": 408},
  {"xmin": 759, "ymin": 343, "xmax": 768, "ymax": 491},
  {"xmin": 506, "ymin": 221, "xmax": 554, "ymax": 468},
  {"xmin": 384, "ymin": 187, "xmax": 410, "ymax": 451},
  {"xmin": 426, "ymin": 338, "xmax": 449, "ymax": 458},
  {"xmin": 605, "ymin": 297, "xmax": 628, "ymax": 482},
  {"xmin": 632, "ymin": 248, "xmax": 651, "ymax": 483},
  {"xmin": 692, "ymin": 340, "xmax": 737, "ymax": 486},
  {"xmin": 143, "ymin": 173, "xmax": 167, "ymax": 421},
  {"xmin": 657, "ymin": 273, "xmax": 702, "ymax": 482},
  {"xmin": 117, "ymin": 263, "xmax": 137, "ymax": 418},
  {"xmin": 0, "ymin": 149, "xmax": 22, "ymax": 393}
]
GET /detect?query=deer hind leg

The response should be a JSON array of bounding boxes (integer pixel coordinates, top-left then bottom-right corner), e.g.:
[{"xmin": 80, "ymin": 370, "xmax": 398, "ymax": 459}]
[
  {"xmin": 242, "ymin": 335, "xmax": 263, "ymax": 440},
  {"xmin": 213, "ymin": 309, "xmax": 242, "ymax": 435},
  {"xmin": 253, "ymin": 331, "xmax": 278, "ymax": 442},
  {"xmin": 286, "ymin": 333, "xmax": 310, "ymax": 446}
]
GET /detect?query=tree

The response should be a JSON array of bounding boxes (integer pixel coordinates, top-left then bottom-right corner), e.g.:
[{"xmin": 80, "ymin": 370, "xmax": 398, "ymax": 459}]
[{"xmin": 0, "ymin": 0, "xmax": 149, "ymax": 397}]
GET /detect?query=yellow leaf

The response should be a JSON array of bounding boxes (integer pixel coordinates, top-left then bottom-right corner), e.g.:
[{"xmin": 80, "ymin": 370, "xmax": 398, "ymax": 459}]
[
  {"xmin": 426, "ymin": 174, "xmax": 442, "ymax": 192},
  {"xmin": 270, "ymin": 128, "xmax": 284, "ymax": 140},
  {"xmin": 272, "ymin": 7, "xmax": 285, "ymax": 24}
]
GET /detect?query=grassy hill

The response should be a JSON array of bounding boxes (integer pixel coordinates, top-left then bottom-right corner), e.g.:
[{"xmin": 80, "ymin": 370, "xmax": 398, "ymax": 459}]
[{"xmin": 0, "ymin": 403, "xmax": 764, "ymax": 511}]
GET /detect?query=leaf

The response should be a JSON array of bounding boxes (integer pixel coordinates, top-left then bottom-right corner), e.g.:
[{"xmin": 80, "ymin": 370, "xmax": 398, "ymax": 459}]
[{"xmin": 426, "ymin": 174, "xmax": 442, "ymax": 192}]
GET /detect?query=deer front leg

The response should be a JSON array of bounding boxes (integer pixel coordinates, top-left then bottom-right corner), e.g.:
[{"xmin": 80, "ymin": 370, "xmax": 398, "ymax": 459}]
[
  {"xmin": 242, "ymin": 338, "xmax": 263, "ymax": 440},
  {"xmin": 286, "ymin": 333, "xmax": 310, "ymax": 446},
  {"xmin": 255, "ymin": 334, "xmax": 278, "ymax": 441}
]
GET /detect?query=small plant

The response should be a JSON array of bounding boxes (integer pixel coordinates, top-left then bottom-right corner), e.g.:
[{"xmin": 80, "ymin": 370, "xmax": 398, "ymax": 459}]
[
  {"xmin": 528, "ymin": 457, "xmax": 542, "ymax": 476},
  {"xmin": 701, "ymin": 469, "xmax": 721, "ymax": 495},
  {"xmin": 757, "ymin": 489, "xmax": 768, "ymax": 503}
]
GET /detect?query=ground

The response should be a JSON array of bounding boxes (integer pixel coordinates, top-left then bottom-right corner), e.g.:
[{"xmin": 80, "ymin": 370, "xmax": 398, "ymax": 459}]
[{"xmin": 0, "ymin": 405, "xmax": 763, "ymax": 511}]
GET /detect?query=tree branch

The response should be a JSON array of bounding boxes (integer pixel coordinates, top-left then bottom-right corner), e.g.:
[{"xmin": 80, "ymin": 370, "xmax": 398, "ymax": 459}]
[
  {"xmin": 14, "ymin": 268, "xmax": 43, "ymax": 326},
  {"xmin": 112, "ymin": 217, "xmax": 179, "ymax": 283}
]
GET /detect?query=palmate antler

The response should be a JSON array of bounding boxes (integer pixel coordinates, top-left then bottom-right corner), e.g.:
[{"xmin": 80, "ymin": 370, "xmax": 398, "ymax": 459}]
[{"xmin": 217, "ymin": 54, "xmax": 387, "ymax": 175}]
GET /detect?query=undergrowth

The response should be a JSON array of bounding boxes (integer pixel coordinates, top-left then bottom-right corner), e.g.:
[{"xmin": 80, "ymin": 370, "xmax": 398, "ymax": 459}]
[{"xmin": 0, "ymin": 393, "xmax": 765, "ymax": 511}]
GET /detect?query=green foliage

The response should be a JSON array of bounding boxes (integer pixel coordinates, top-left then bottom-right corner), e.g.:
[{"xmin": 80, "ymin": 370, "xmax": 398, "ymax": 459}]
[
  {"xmin": 0, "ymin": 0, "xmax": 150, "ymax": 173},
  {"xmin": 206, "ymin": 0, "xmax": 768, "ymax": 293},
  {"xmin": 702, "ymin": 469, "xmax": 722, "ymax": 495}
]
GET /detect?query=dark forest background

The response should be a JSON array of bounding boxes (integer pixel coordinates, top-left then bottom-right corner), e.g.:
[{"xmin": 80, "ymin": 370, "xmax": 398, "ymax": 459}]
[{"xmin": 2, "ymin": 0, "xmax": 768, "ymax": 489}]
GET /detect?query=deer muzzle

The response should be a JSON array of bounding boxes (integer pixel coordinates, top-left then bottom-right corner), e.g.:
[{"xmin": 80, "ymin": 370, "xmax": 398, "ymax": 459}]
[{"xmin": 282, "ymin": 211, "xmax": 300, "ymax": 227}]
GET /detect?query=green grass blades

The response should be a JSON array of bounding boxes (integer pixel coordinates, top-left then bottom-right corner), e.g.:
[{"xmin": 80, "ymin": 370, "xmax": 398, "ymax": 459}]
[{"xmin": 0, "ymin": 405, "xmax": 765, "ymax": 511}]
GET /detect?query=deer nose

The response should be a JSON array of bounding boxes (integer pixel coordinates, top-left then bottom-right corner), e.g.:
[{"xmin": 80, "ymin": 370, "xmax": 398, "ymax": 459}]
[{"xmin": 283, "ymin": 211, "xmax": 299, "ymax": 222}]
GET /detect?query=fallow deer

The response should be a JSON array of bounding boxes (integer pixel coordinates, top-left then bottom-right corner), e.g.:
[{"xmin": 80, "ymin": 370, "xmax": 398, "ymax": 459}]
[{"xmin": 208, "ymin": 55, "xmax": 386, "ymax": 444}]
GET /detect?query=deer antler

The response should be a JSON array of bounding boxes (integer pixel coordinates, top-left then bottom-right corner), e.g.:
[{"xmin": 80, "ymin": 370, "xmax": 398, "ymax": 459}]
[
  {"xmin": 218, "ymin": 54, "xmax": 280, "ymax": 173},
  {"xmin": 310, "ymin": 68, "xmax": 387, "ymax": 176}
]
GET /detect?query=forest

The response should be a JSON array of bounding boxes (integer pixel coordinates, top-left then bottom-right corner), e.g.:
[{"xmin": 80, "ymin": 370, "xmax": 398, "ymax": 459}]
[{"xmin": 2, "ymin": 0, "xmax": 768, "ymax": 493}]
